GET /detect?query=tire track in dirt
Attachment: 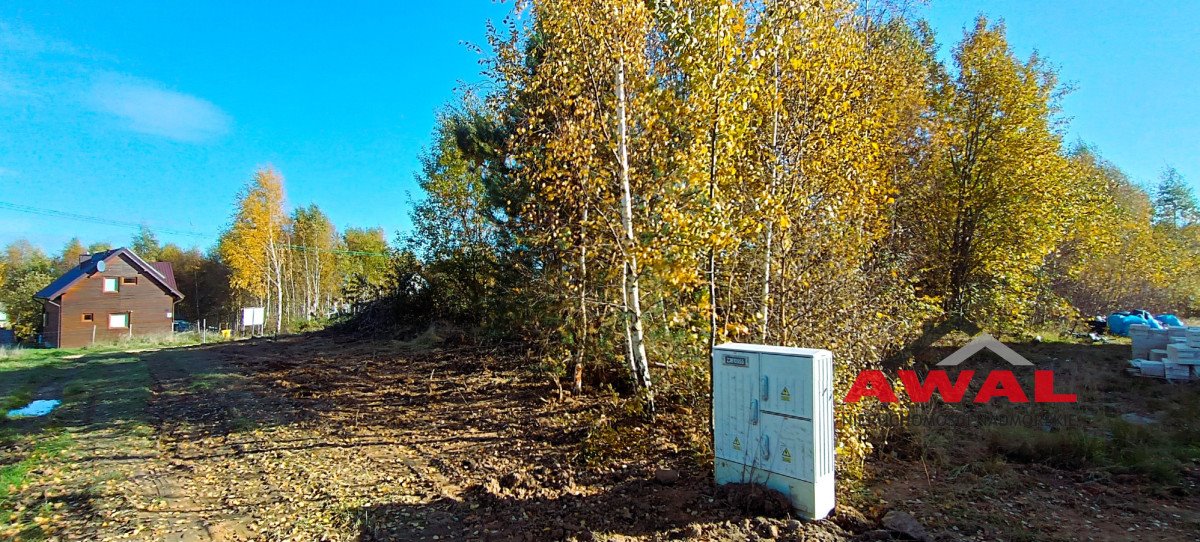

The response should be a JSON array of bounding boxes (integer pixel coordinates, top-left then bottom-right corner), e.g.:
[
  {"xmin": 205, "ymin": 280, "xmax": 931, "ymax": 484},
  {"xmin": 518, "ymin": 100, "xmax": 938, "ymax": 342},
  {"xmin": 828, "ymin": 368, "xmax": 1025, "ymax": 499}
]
[{"xmin": 134, "ymin": 341, "xmax": 450, "ymax": 541}]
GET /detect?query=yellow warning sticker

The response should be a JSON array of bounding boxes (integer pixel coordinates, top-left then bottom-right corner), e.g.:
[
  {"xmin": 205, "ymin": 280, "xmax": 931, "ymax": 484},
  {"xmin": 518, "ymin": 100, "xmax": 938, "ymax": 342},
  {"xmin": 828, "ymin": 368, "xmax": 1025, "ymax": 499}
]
[
  {"xmin": 732, "ymin": 437, "xmax": 742, "ymax": 451},
  {"xmin": 782, "ymin": 448, "xmax": 792, "ymax": 463},
  {"xmin": 780, "ymin": 387, "xmax": 791, "ymax": 401}
]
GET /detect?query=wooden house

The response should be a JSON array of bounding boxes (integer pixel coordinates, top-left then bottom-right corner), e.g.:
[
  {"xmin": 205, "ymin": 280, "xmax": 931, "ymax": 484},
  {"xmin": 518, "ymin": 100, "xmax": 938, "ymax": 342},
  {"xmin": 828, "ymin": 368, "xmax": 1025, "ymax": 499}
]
[{"xmin": 34, "ymin": 248, "xmax": 184, "ymax": 348}]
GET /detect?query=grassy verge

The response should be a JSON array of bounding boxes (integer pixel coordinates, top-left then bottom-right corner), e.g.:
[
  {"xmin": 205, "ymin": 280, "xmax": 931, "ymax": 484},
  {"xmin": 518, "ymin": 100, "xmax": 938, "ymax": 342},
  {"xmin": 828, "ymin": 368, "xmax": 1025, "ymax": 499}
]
[
  {"xmin": 1, "ymin": 389, "xmax": 35, "ymax": 421},
  {"xmin": 0, "ymin": 431, "xmax": 73, "ymax": 540},
  {"xmin": 0, "ymin": 331, "xmax": 221, "ymax": 365},
  {"xmin": 0, "ymin": 431, "xmax": 72, "ymax": 502},
  {"xmin": 0, "ymin": 343, "xmax": 169, "ymax": 540},
  {"xmin": 0, "ymin": 335, "xmax": 212, "ymax": 419},
  {"xmin": 865, "ymin": 340, "xmax": 1200, "ymax": 540},
  {"xmin": 987, "ymin": 413, "xmax": 1200, "ymax": 484}
]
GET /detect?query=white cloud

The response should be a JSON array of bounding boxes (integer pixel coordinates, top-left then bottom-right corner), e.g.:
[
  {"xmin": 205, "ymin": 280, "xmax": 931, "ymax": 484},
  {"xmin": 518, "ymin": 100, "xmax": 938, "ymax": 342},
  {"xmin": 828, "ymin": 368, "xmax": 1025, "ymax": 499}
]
[
  {"xmin": 0, "ymin": 21, "xmax": 81, "ymax": 57},
  {"xmin": 1, "ymin": 23, "xmax": 231, "ymax": 143},
  {"xmin": 89, "ymin": 74, "xmax": 231, "ymax": 143}
]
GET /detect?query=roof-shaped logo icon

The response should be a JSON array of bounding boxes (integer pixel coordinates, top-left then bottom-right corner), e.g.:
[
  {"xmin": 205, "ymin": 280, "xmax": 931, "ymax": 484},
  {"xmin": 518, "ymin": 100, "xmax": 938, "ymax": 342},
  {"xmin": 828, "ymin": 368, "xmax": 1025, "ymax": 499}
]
[
  {"xmin": 882, "ymin": 315, "xmax": 1037, "ymax": 368},
  {"xmin": 936, "ymin": 333, "xmax": 1034, "ymax": 366}
]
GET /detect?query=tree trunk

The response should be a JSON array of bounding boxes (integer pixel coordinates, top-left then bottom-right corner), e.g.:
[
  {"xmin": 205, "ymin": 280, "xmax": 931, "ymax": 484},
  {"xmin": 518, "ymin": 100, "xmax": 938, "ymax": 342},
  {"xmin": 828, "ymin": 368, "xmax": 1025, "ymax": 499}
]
[
  {"xmin": 304, "ymin": 248, "xmax": 313, "ymax": 321},
  {"xmin": 760, "ymin": 33, "xmax": 781, "ymax": 343},
  {"xmin": 707, "ymin": 3, "xmax": 725, "ymax": 357},
  {"xmin": 615, "ymin": 57, "xmax": 654, "ymax": 414},
  {"xmin": 621, "ymin": 267, "xmax": 637, "ymax": 386},
  {"xmin": 574, "ymin": 205, "xmax": 588, "ymax": 394},
  {"xmin": 706, "ymin": 124, "xmax": 719, "ymax": 351},
  {"xmin": 267, "ymin": 227, "xmax": 284, "ymax": 334},
  {"xmin": 261, "ymin": 259, "xmax": 271, "ymax": 336}
]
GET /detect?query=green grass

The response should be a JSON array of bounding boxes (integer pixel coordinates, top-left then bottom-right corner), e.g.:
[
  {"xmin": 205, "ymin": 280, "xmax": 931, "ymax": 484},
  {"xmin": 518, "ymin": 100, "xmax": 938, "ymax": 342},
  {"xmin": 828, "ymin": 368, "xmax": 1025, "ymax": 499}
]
[
  {"xmin": 985, "ymin": 414, "xmax": 1200, "ymax": 485},
  {"xmin": 62, "ymin": 381, "xmax": 89, "ymax": 399},
  {"xmin": 188, "ymin": 372, "xmax": 232, "ymax": 392},
  {"xmin": 2, "ymin": 354, "xmax": 147, "ymax": 426},
  {"xmin": 0, "ymin": 338, "xmax": 232, "ymax": 540},
  {"xmin": 227, "ymin": 415, "xmax": 259, "ymax": 433},
  {"xmin": 0, "ymin": 431, "xmax": 73, "ymax": 541},
  {"xmin": 986, "ymin": 426, "xmax": 1107, "ymax": 468},
  {"xmin": 1, "ymin": 388, "xmax": 36, "ymax": 423},
  {"xmin": 0, "ymin": 431, "xmax": 72, "ymax": 503},
  {"xmin": 1105, "ymin": 417, "xmax": 1200, "ymax": 484},
  {"xmin": 0, "ymin": 333, "xmax": 209, "ymax": 369},
  {"xmin": 0, "ymin": 341, "xmax": 170, "ymax": 466},
  {"xmin": 0, "ymin": 342, "xmax": 171, "ymax": 540},
  {"xmin": 1, "ymin": 389, "xmax": 34, "ymax": 412},
  {"xmin": 0, "ymin": 337, "xmax": 208, "ymax": 419}
]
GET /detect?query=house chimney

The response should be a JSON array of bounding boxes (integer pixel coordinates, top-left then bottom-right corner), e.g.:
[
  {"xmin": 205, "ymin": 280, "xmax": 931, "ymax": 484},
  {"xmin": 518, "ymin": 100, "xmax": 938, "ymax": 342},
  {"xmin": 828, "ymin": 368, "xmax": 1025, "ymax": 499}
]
[{"xmin": 79, "ymin": 253, "xmax": 92, "ymax": 266}]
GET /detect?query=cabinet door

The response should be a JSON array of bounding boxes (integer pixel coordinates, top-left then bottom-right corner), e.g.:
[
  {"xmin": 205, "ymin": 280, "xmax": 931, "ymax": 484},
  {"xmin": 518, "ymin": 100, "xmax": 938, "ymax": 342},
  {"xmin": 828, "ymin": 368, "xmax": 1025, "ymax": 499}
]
[
  {"xmin": 759, "ymin": 353, "xmax": 813, "ymax": 420},
  {"xmin": 713, "ymin": 351, "xmax": 758, "ymax": 464},
  {"xmin": 760, "ymin": 413, "xmax": 814, "ymax": 482}
]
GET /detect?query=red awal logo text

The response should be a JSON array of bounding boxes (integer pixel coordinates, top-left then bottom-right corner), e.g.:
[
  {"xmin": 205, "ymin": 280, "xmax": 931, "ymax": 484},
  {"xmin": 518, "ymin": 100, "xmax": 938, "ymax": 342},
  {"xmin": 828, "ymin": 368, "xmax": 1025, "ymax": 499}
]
[{"xmin": 844, "ymin": 370, "xmax": 1077, "ymax": 403}]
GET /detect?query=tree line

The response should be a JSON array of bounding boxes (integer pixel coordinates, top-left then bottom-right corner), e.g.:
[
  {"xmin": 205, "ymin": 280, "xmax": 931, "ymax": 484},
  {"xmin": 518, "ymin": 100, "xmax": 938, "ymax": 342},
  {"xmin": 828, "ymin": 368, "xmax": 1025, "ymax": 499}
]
[
  {"xmin": 392, "ymin": 0, "xmax": 1200, "ymax": 470},
  {"xmin": 1, "ymin": 169, "xmax": 395, "ymax": 339},
  {"xmin": 216, "ymin": 168, "xmax": 394, "ymax": 333}
]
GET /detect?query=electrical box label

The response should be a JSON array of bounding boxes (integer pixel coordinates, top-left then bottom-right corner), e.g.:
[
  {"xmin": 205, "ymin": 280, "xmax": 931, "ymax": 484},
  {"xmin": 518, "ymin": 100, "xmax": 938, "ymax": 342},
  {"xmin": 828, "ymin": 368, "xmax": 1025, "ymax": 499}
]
[
  {"xmin": 723, "ymin": 355, "xmax": 749, "ymax": 367},
  {"xmin": 781, "ymin": 387, "xmax": 791, "ymax": 401},
  {"xmin": 783, "ymin": 448, "xmax": 793, "ymax": 463},
  {"xmin": 732, "ymin": 437, "xmax": 742, "ymax": 451}
]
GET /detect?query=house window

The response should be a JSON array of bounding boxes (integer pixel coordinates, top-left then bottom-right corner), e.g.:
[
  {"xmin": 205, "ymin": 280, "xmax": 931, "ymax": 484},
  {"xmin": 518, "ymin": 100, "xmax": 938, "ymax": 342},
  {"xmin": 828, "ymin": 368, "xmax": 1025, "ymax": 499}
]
[
  {"xmin": 81, "ymin": 313, "xmax": 94, "ymax": 323},
  {"xmin": 102, "ymin": 277, "xmax": 119, "ymax": 292},
  {"xmin": 122, "ymin": 277, "xmax": 138, "ymax": 285},
  {"xmin": 108, "ymin": 313, "xmax": 129, "ymax": 329}
]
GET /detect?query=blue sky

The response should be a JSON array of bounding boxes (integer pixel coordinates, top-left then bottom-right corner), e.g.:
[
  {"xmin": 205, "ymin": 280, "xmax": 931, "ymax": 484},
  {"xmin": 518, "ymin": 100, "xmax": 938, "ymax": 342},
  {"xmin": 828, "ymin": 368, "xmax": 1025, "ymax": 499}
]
[
  {"xmin": 920, "ymin": 0, "xmax": 1200, "ymax": 194},
  {"xmin": 1, "ymin": 1, "xmax": 1197, "ymax": 254}
]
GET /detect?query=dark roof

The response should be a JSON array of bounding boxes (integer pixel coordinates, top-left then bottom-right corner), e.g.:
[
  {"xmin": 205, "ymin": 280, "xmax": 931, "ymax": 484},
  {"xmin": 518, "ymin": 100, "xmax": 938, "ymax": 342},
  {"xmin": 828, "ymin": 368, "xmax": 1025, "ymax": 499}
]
[
  {"xmin": 150, "ymin": 262, "xmax": 179, "ymax": 292},
  {"xmin": 33, "ymin": 249, "xmax": 114, "ymax": 302},
  {"xmin": 34, "ymin": 247, "xmax": 184, "ymax": 301}
]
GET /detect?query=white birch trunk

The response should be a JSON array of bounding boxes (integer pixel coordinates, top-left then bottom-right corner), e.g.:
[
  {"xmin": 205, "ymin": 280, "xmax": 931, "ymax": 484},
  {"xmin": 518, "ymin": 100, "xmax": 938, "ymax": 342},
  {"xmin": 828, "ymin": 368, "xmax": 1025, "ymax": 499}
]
[
  {"xmin": 760, "ymin": 31, "xmax": 781, "ymax": 343},
  {"xmin": 267, "ymin": 225, "xmax": 284, "ymax": 334},
  {"xmin": 575, "ymin": 204, "xmax": 588, "ymax": 394},
  {"xmin": 615, "ymin": 57, "xmax": 654, "ymax": 413}
]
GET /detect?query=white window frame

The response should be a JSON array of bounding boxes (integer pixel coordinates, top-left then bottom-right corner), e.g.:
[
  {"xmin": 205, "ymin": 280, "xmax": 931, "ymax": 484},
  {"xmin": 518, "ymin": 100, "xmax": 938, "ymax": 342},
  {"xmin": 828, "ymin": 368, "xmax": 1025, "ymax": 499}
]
[
  {"xmin": 102, "ymin": 277, "xmax": 119, "ymax": 293},
  {"xmin": 108, "ymin": 313, "xmax": 129, "ymax": 329}
]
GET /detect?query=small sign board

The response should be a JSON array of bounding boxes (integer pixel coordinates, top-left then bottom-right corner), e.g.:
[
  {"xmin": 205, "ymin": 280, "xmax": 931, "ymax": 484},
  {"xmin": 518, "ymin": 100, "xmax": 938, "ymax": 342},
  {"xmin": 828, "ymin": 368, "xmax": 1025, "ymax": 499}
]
[{"xmin": 242, "ymin": 307, "xmax": 265, "ymax": 327}]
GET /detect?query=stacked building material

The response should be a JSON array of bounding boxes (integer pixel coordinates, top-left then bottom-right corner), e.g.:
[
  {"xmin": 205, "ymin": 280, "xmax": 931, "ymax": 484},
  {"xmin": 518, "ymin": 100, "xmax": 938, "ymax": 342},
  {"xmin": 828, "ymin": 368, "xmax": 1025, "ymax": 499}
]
[
  {"xmin": 1187, "ymin": 327, "xmax": 1200, "ymax": 348},
  {"xmin": 1131, "ymin": 359, "xmax": 1165, "ymax": 378},
  {"xmin": 1166, "ymin": 343, "xmax": 1200, "ymax": 380},
  {"xmin": 1129, "ymin": 324, "xmax": 1199, "ymax": 381},
  {"xmin": 1130, "ymin": 324, "xmax": 1169, "ymax": 360}
]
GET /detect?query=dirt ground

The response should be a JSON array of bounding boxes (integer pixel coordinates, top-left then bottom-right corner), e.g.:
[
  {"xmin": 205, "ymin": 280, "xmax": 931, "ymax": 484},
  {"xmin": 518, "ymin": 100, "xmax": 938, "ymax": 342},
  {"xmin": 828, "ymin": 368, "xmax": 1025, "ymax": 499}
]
[
  {"xmin": 2, "ymin": 332, "xmax": 1198, "ymax": 541},
  {"xmin": 859, "ymin": 340, "xmax": 1200, "ymax": 542}
]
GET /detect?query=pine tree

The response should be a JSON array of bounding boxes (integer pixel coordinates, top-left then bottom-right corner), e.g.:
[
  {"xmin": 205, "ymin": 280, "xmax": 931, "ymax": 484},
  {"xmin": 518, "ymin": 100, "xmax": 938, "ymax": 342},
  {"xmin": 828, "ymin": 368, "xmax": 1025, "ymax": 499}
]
[{"xmin": 1153, "ymin": 167, "xmax": 1199, "ymax": 228}]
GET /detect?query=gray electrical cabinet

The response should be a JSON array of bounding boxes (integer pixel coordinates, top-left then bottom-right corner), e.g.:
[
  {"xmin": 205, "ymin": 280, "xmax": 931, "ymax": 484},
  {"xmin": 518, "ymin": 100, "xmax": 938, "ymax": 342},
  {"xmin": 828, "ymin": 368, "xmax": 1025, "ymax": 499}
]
[{"xmin": 712, "ymin": 342, "xmax": 835, "ymax": 520}]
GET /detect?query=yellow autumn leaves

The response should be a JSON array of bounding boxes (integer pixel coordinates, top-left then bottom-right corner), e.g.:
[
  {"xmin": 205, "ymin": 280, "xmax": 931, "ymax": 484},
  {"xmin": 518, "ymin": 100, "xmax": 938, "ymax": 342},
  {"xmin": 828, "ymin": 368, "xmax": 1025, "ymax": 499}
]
[{"xmin": 410, "ymin": 0, "xmax": 1191, "ymax": 470}]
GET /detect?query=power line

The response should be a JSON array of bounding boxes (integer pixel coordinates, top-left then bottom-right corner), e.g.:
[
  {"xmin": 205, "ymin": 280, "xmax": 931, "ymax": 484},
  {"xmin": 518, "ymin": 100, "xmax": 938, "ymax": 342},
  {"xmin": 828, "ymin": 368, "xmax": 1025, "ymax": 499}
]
[
  {"xmin": 0, "ymin": 200, "xmax": 393, "ymax": 258},
  {"xmin": 284, "ymin": 244, "xmax": 392, "ymax": 257},
  {"xmin": 0, "ymin": 201, "xmax": 210, "ymax": 239}
]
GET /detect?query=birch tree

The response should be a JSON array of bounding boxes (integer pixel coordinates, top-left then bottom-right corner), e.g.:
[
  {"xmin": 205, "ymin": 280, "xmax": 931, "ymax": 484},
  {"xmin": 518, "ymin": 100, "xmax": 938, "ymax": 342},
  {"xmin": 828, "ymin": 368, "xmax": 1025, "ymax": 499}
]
[
  {"xmin": 219, "ymin": 167, "xmax": 289, "ymax": 332},
  {"xmin": 291, "ymin": 204, "xmax": 340, "ymax": 320},
  {"xmin": 495, "ymin": 0, "xmax": 662, "ymax": 411},
  {"xmin": 451, "ymin": 0, "xmax": 1137, "ymax": 471}
]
